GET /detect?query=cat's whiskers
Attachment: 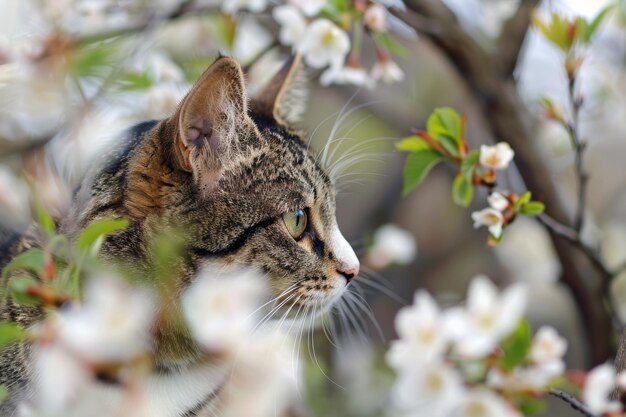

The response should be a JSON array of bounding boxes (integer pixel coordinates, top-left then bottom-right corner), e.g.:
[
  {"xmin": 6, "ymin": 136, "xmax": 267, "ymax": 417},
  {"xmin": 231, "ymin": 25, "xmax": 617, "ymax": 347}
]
[
  {"xmin": 339, "ymin": 292, "xmax": 369, "ymax": 343},
  {"xmin": 345, "ymin": 289, "xmax": 385, "ymax": 343},
  {"xmin": 307, "ymin": 303, "xmax": 344, "ymax": 390},
  {"xmin": 252, "ymin": 291, "xmax": 299, "ymax": 333},
  {"xmin": 355, "ymin": 273, "xmax": 406, "ymax": 305}
]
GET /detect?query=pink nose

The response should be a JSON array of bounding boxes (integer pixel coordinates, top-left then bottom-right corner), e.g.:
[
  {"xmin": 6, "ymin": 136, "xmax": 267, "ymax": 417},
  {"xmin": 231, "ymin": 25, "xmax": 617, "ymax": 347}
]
[{"xmin": 337, "ymin": 262, "xmax": 360, "ymax": 283}]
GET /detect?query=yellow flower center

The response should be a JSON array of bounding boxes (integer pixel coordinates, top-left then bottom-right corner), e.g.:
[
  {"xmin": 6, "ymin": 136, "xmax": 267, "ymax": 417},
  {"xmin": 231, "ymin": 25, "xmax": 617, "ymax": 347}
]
[
  {"xmin": 426, "ymin": 373, "xmax": 443, "ymax": 392},
  {"xmin": 321, "ymin": 30, "xmax": 335, "ymax": 45},
  {"xmin": 484, "ymin": 212, "xmax": 500, "ymax": 225},
  {"xmin": 467, "ymin": 401, "xmax": 487, "ymax": 417}
]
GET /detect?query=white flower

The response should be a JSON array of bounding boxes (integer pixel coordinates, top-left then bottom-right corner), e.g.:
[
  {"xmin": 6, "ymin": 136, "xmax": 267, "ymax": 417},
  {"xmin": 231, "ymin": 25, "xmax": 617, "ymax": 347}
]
[
  {"xmin": 233, "ymin": 16, "xmax": 273, "ymax": 64},
  {"xmin": 366, "ymin": 223, "xmax": 417, "ymax": 269},
  {"xmin": 298, "ymin": 19, "xmax": 350, "ymax": 69},
  {"xmin": 479, "ymin": 142, "xmax": 514, "ymax": 170},
  {"xmin": 471, "ymin": 208, "xmax": 504, "ymax": 238},
  {"xmin": 530, "ymin": 326, "xmax": 567, "ymax": 364},
  {"xmin": 289, "ymin": 0, "xmax": 327, "ymax": 16},
  {"xmin": 273, "ymin": 5, "xmax": 308, "ymax": 47},
  {"xmin": 0, "ymin": 167, "xmax": 31, "ymax": 230},
  {"xmin": 320, "ymin": 65, "xmax": 373, "ymax": 88},
  {"xmin": 487, "ymin": 192, "xmax": 509, "ymax": 212},
  {"xmin": 444, "ymin": 276, "xmax": 527, "ymax": 358},
  {"xmin": 147, "ymin": 53, "xmax": 184, "ymax": 84},
  {"xmin": 617, "ymin": 370, "xmax": 626, "ymax": 392},
  {"xmin": 487, "ymin": 362, "xmax": 563, "ymax": 392},
  {"xmin": 31, "ymin": 342, "xmax": 91, "ymax": 413},
  {"xmin": 182, "ymin": 268, "xmax": 267, "ymax": 353},
  {"xmin": 582, "ymin": 363, "xmax": 622, "ymax": 415},
  {"xmin": 146, "ymin": 84, "xmax": 185, "ymax": 119},
  {"xmin": 371, "ymin": 59, "xmax": 404, "ymax": 83},
  {"xmin": 219, "ymin": 330, "xmax": 298, "ymax": 417},
  {"xmin": 54, "ymin": 274, "xmax": 156, "ymax": 364},
  {"xmin": 387, "ymin": 291, "xmax": 448, "ymax": 369},
  {"xmin": 222, "ymin": 0, "xmax": 267, "ymax": 13},
  {"xmin": 364, "ymin": 4, "xmax": 388, "ymax": 32},
  {"xmin": 391, "ymin": 362, "xmax": 464, "ymax": 417},
  {"xmin": 453, "ymin": 389, "xmax": 521, "ymax": 417}
]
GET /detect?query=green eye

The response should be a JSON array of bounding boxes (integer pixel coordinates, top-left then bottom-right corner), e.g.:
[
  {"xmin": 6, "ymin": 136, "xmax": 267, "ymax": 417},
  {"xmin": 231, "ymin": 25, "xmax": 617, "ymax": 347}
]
[{"xmin": 283, "ymin": 209, "xmax": 307, "ymax": 239}]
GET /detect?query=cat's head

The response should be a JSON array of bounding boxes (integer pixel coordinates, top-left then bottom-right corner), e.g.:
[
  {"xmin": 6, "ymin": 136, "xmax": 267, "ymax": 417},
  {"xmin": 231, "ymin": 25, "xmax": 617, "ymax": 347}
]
[{"xmin": 156, "ymin": 56, "xmax": 359, "ymax": 314}]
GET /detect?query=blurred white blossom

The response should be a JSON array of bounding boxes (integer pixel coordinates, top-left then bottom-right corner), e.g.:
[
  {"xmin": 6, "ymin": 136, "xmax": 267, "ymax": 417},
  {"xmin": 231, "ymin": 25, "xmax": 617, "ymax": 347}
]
[
  {"xmin": 371, "ymin": 58, "xmax": 404, "ymax": 83},
  {"xmin": 320, "ymin": 65, "xmax": 373, "ymax": 88},
  {"xmin": 582, "ymin": 363, "xmax": 622, "ymax": 415},
  {"xmin": 444, "ymin": 276, "xmax": 527, "ymax": 358},
  {"xmin": 233, "ymin": 16, "xmax": 273, "ymax": 64},
  {"xmin": 530, "ymin": 326, "xmax": 567, "ymax": 365},
  {"xmin": 146, "ymin": 53, "xmax": 184, "ymax": 84},
  {"xmin": 366, "ymin": 223, "xmax": 417, "ymax": 269},
  {"xmin": 182, "ymin": 267, "xmax": 267, "ymax": 353},
  {"xmin": 364, "ymin": 4, "xmax": 388, "ymax": 32},
  {"xmin": 479, "ymin": 142, "xmax": 514, "ymax": 170},
  {"xmin": 220, "ymin": 330, "xmax": 298, "ymax": 417},
  {"xmin": 222, "ymin": 0, "xmax": 267, "ymax": 14},
  {"xmin": 31, "ymin": 342, "xmax": 91, "ymax": 413},
  {"xmin": 273, "ymin": 5, "xmax": 308, "ymax": 47},
  {"xmin": 471, "ymin": 207, "xmax": 504, "ymax": 238},
  {"xmin": 454, "ymin": 389, "xmax": 521, "ymax": 417},
  {"xmin": 0, "ymin": 167, "xmax": 31, "ymax": 229},
  {"xmin": 391, "ymin": 362, "xmax": 464, "ymax": 417},
  {"xmin": 387, "ymin": 291, "xmax": 448, "ymax": 369},
  {"xmin": 289, "ymin": 0, "xmax": 327, "ymax": 16},
  {"xmin": 54, "ymin": 274, "xmax": 156, "ymax": 363},
  {"xmin": 487, "ymin": 192, "xmax": 509, "ymax": 211},
  {"xmin": 298, "ymin": 19, "xmax": 350, "ymax": 69}
]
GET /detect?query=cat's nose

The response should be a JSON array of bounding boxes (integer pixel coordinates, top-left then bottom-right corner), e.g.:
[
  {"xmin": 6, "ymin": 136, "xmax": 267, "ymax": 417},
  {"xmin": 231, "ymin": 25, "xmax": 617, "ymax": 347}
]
[{"xmin": 337, "ymin": 261, "xmax": 360, "ymax": 283}]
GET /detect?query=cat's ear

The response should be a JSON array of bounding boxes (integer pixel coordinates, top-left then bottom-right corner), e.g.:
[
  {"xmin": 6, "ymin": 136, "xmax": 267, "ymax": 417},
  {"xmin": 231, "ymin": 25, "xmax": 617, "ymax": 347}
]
[
  {"xmin": 251, "ymin": 54, "xmax": 308, "ymax": 128},
  {"xmin": 173, "ymin": 56, "xmax": 249, "ymax": 193}
]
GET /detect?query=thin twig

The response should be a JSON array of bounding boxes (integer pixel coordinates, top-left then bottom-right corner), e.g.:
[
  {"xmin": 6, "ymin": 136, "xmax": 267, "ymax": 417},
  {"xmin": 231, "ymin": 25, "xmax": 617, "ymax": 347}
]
[
  {"xmin": 549, "ymin": 389, "xmax": 598, "ymax": 417},
  {"xmin": 565, "ymin": 73, "xmax": 588, "ymax": 233}
]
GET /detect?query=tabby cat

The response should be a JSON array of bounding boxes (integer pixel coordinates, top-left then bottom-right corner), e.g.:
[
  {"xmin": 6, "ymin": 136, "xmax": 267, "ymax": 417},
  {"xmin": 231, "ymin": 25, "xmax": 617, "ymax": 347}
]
[{"xmin": 0, "ymin": 55, "xmax": 360, "ymax": 416}]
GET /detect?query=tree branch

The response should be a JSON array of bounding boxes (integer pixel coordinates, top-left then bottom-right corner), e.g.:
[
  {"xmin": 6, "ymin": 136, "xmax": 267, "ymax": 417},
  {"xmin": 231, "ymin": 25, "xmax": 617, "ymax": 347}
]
[
  {"xmin": 401, "ymin": 0, "xmax": 613, "ymax": 364},
  {"xmin": 549, "ymin": 389, "xmax": 598, "ymax": 417},
  {"xmin": 495, "ymin": 0, "xmax": 541, "ymax": 77}
]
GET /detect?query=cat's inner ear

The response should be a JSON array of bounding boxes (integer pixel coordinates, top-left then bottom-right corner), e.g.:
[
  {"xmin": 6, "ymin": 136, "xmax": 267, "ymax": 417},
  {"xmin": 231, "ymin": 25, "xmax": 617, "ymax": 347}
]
[
  {"xmin": 174, "ymin": 57, "xmax": 248, "ymax": 193},
  {"xmin": 251, "ymin": 54, "xmax": 308, "ymax": 128}
]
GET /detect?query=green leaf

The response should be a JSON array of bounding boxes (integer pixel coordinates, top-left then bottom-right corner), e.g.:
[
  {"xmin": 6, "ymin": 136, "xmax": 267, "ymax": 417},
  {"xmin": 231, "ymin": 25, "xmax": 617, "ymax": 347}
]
[
  {"xmin": 427, "ymin": 107, "xmax": 462, "ymax": 144},
  {"xmin": 35, "ymin": 203, "xmax": 55, "ymax": 234},
  {"xmin": 520, "ymin": 201, "xmax": 545, "ymax": 216},
  {"xmin": 438, "ymin": 135, "xmax": 460, "ymax": 158},
  {"xmin": 373, "ymin": 33, "xmax": 409, "ymax": 58},
  {"xmin": 500, "ymin": 319, "xmax": 532, "ymax": 371},
  {"xmin": 70, "ymin": 43, "xmax": 115, "ymax": 78},
  {"xmin": 0, "ymin": 323, "xmax": 25, "ymax": 350},
  {"xmin": 75, "ymin": 218, "xmax": 129, "ymax": 252},
  {"xmin": 461, "ymin": 150, "xmax": 480, "ymax": 182},
  {"xmin": 396, "ymin": 136, "xmax": 430, "ymax": 152},
  {"xmin": 402, "ymin": 151, "xmax": 443, "ymax": 196},
  {"xmin": 2, "ymin": 249, "xmax": 44, "ymax": 280},
  {"xmin": 9, "ymin": 276, "xmax": 41, "ymax": 306},
  {"xmin": 119, "ymin": 72, "xmax": 153, "ymax": 91},
  {"xmin": 452, "ymin": 174, "xmax": 473, "ymax": 207},
  {"xmin": 518, "ymin": 398, "xmax": 547, "ymax": 416},
  {"xmin": 150, "ymin": 230, "xmax": 186, "ymax": 287},
  {"xmin": 0, "ymin": 385, "xmax": 8, "ymax": 402},
  {"xmin": 581, "ymin": 5, "xmax": 613, "ymax": 43}
]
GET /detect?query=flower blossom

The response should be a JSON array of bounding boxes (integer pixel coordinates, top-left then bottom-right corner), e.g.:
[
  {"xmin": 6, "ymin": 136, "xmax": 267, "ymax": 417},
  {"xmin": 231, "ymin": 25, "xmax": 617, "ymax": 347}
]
[
  {"xmin": 54, "ymin": 274, "xmax": 156, "ymax": 364},
  {"xmin": 387, "ymin": 291, "xmax": 448, "ymax": 369},
  {"xmin": 582, "ymin": 363, "xmax": 622, "ymax": 415},
  {"xmin": 371, "ymin": 58, "xmax": 404, "ymax": 83},
  {"xmin": 471, "ymin": 208, "xmax": 504, "ymax": 238},
  {"xmin": 273, "ymin": 5, "xmax": 308, "ymax": 48},
  {"xmin": 289, "ymin": 0, "xmax": 327, "ymax": 16},
  {"xmin": 366, "ymin": 223, "xmax": 417, "ymax": 269},
  {"xmin": 444, "ymin": 276, "xmax": 527, "ymax": 358},
  {"xmin": 182, "ymin": 267, "xmax": 267, "ymax": 353},
  {"xmin": 454, "ymin": 389, "xmax": 522, "ymax": 417},
  {"xmin": 222, "ymin": 0, "xmax": 267, "ymax": 13},
  {"xmin": 391, "ymin": 362, "xmax": 464, "ymax": 417},
  {"xmin": 479, "ymin": 142, "xmax": 514, "ymax": 170},
  {"xmin": 364, "ymin": 4, "xmax": 388, "ymax": 32},
  {"xmin": 487, "ymin": 192, "xmax": 509, "ymax": 212},
  {"xmin": 530, "ymin": 326, "xmax": 567, "ymax": 365},
  {"xmin": 320, "ymin": 64, "xmax": 373, "ymax": 88},
  {"xmin": 298, "ymin": 19, "xmax": 350, "ymax": 69}
]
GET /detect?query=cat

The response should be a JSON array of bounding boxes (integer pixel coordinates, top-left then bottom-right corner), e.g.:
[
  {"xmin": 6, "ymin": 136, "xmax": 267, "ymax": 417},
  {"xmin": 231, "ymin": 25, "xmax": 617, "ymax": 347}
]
[{"xmin": 0, "ymin": 55, "xmax": 360, "ymax": 417}]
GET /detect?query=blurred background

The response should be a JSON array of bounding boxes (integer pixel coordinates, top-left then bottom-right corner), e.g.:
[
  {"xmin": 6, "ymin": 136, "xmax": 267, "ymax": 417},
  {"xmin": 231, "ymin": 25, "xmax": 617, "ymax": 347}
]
[{"xmin": 2, "ymin": 0, "xmax": 626, "ymax": 416}]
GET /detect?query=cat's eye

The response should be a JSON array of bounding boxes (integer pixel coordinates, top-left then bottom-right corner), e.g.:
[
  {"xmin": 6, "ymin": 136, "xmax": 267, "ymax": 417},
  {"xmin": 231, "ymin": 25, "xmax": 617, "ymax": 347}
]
[{"xmin": 283, "ymin": 209, "xmax": 307, "ymax": 239}]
